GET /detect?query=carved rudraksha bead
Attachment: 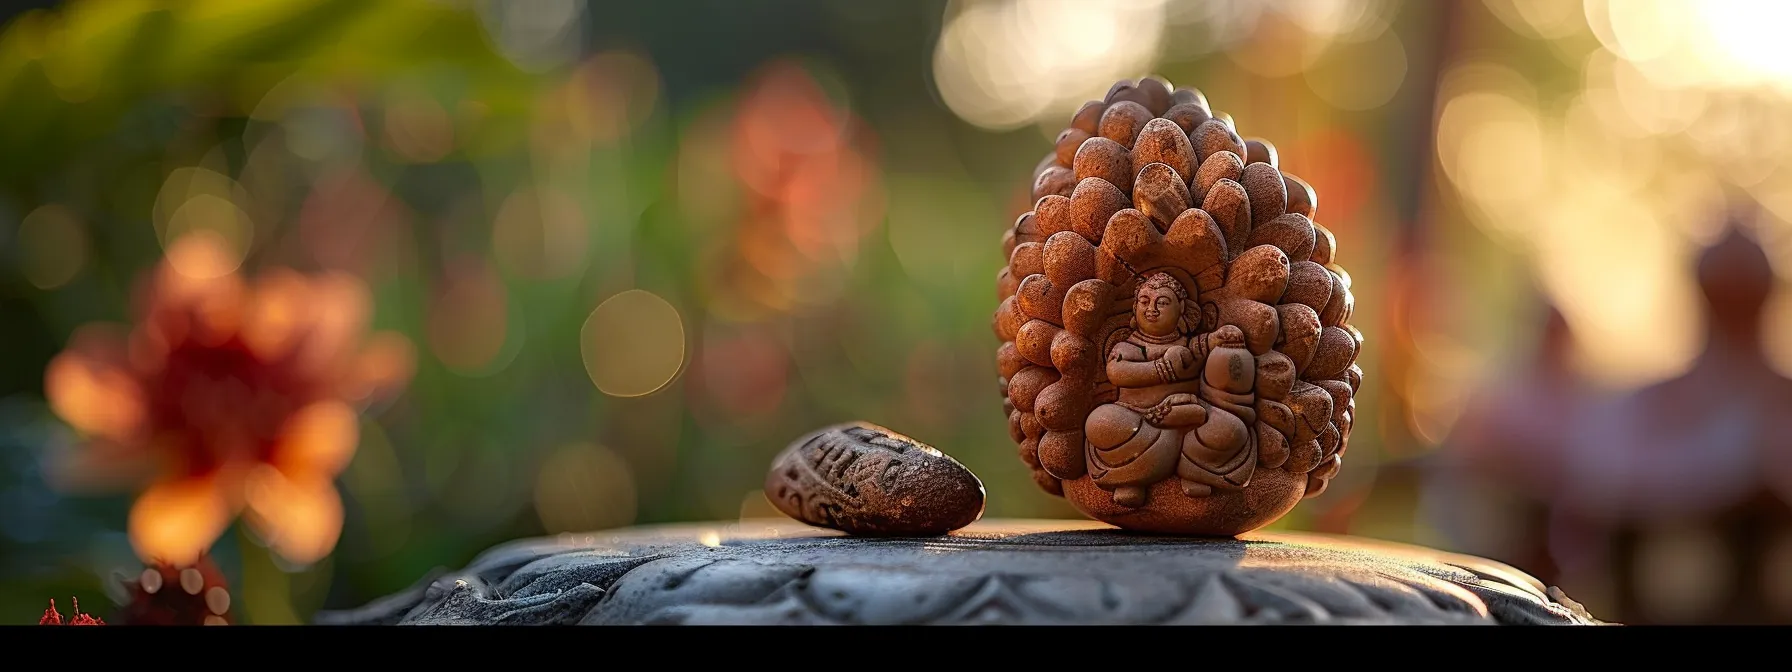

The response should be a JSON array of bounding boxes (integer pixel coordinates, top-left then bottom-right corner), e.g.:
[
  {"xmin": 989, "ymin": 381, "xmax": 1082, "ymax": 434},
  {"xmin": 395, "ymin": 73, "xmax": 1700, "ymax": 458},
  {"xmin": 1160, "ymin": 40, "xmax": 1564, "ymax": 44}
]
[
  {"xmin": 766, "ymin": 422, "xmax": 986, "ymax": 536},
  {"xmin": 997, "ymin": 76, "xmax": 1362, "ymax": 536}
]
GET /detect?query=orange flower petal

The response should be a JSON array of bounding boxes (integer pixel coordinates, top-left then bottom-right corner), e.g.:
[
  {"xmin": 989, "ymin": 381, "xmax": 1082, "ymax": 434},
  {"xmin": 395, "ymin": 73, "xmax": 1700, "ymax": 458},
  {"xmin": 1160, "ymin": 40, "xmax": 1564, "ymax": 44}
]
[
  {"xmin": 243, "ymin": 466, "xmax": 344, "ymax": 566},
  {"xmin": 129, "ymin": 476, "xmax": 233, "ymax": 566},
  {"xmin": 338, "ymin": 331, "xmax": 415, "ymax": 404},
  {"xmin": 271, "ymin": 401, "xmax": 359, "ymax": 478},
  {"xmin": 44, "ymin": 325, "xmax": 146, "ymax": 442}
]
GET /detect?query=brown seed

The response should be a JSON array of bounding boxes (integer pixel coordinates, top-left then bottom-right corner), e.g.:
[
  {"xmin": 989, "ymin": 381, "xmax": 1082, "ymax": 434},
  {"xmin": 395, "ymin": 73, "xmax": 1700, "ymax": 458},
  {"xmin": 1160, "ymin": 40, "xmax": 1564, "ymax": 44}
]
[
  {"xmin": 1016, "ymin": 318, "xmax": 1060, "ymax": 367},
  {"xmin": 1130, "ymin": 118, "xmax": 1195, "ymax": 180},
  {"xmin": 1244, "ymin": 138, "xmax": 1278, "ymax": 167},
  {"xmin": 997, "ymin": 266, "xmax": 1018, "ymax": 300},
  {"xmin": 1285, "ymin": 381, "xmax": 1333, "ymax": 446},
  {"xmin": 1034, "ymin": 195, "xmax": 1072, "ymax": 238},
  {"xmin": 1161, "ymin": 103, "xmax": 1211, "ymax": 134},
  {"xmin": 1033, "ymin": 165, "xmax": 1075, "ymax": 201},
  {"xmin": 1284, "ymin": 173, "xmax": 1317, "ymax": 219},
  {"xmin": 1001, "ymin": 227, "xmax": 1018, "ymax": 263},
  {"xmin": 1247, "ymin": 213, "xmax": 1317, "ymax": 262},
  {"xmin": 1257, "ymin": 418, "xmax": 1291, "ymax": 471},
  {"xmin": 1069, "ymin": 177, "xmax": 1130, "ymax": 243},
  {"xmin": 1010, "ymin": 239, "xmax": 1046, "ymax": 278},
  {"xmin": 1055, "ymin": 128, "xmax": 1090, "ymax": 167},
  {"xmin": 1019, "ymin": 409, "xmax": 1043, "ymax": 439},
  {"xmin": 766, "ymin": 422, "xmax": 986, "ymax": 537},
  {"xmin": 1320, "ymin": 275, "xmax": 1351, "ymax": 327},
  {"xmin": 1192, "ymin": 119, "xmax": 1245, "ymax": 163},
  {"xmin": 1192, "ymin": 150, "xmax": 1244, "ymax": 207},
  {"xmin": 1326, "ymin": 263, "xmax": 1351, "ymax": 290},
  {"xmin": 1071, "ymin": 100, "xmax": 1106, "ymax": 135},
  {"xmin": 1014, "ymin": 209, "xmax": 1042, "ymax": 243},
  {"xmin": 1098, "ymin": 101, "xmax": 1154, "ymax": 149},
  {"xmin": 1017, "ymin": 273, "xmax": 1059, "ymax": 324},
  {"xmin": 1107, "ymin": 88, "xmax": 1152, "ymax": 115},
  {"xmin": 1226, "ymin": 298, "xmax": 1281, "ymax": 355},
  {"xmin": 1044, "ymin": 228, "xmax": 1098, "ymax": 286},
  {"xmin": 1281, "ymin": 260, "xmax": 1332, "ymax": 313},
  {"xmin": 1316, "ymin": 379, "xmax": 1352, "ymax": 428},
  {"xmin": 997, "ymin": 341, "xmax": 1025, "ymax": 379},
  {"xmin": 1227, "ymin": 244, "xmax": 1291, "ymax": 305},
  {"xmin": 1131, "ymin": 162, "xmax": 1191, "ymax": 232},
  {"xmin": 1033, "ymin": 152, "xmax": 1057, "ymax": 181},
  {"xmin": 1275, "ymin": 303, "xmax": 1322, "ymax": 374},
  {"xmin": 1202, "ymin": 178, "xmax": 1252, "ymax": 258},
  {"xmin": 1241, "ymin": 162, "xmax": 1287, "ymax": 227},
  {"xmin": 1007, "ymin": 365, "xmax": 1059, "ymax": 413},
  {"xmin": 1166, "ymin": 207, "xmax": 1229, "ymax": 274},
  {"xmin": 1311, "ymin": 222, "xmax": 1336, "ymax": 265},
  {"xmin": 1256, "ymin": 350, "xmax": 1297, "ymax": 402},
  {"xmin": 1171, "ymin": 87, "xmax": 1210, "ymax": 112},
  {"xmin": 1133, "ymin": 76, "xmax": 1174, "ymax": 116},
  {"xmin": 1304, "ymin": 326, "xmax": 1357, "ymax": 380},
  {"xmin": 1104, "ymin": 79, "xmax": 1136, "ymax": 103},
  {"xmin": 1038, "ymin": 429, "xmax": 1087, "ymax": 479},
  {"xmin": 1073, "ymin": 137, "xmax": 1133, "ymax": 193},
  {"xmin": 1213, "ymin": 111, "xmax": 1236, "ymax": 131},
  {"xmin": 994, "ymin": 294, "xmax": 1025, "ymax": 341}
]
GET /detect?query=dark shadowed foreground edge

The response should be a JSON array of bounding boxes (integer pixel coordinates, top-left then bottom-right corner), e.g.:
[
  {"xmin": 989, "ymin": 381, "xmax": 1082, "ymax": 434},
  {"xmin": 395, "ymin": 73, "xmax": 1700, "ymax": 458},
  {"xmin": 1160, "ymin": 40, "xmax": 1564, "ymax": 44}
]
[{"xmin": 314, "ymin": 519, "xmax": 1603, "ymax": 625}]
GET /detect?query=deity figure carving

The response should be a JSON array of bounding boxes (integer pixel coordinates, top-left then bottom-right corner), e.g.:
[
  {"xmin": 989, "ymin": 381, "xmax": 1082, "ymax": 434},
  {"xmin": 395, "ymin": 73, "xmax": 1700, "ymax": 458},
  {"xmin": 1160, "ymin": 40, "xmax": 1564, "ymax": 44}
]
[
  {"xmin": 994, "ymin": 75, "xmax": 1362, "ymax": 536},
  {"xmin": 1086, "ymin": 273, "xmax": 1256, "ymax": 507}
]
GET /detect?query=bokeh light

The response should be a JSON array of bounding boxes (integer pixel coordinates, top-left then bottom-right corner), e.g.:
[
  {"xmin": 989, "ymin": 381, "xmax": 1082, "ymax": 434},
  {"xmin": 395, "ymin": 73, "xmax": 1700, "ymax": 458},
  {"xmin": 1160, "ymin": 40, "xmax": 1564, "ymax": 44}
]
[
  {"xmin": 565, "ymin": 49, "xmax": 661, "ymax": 144},
  {"xmin": 492, "ymin": 186, "xmax": 587, "ymax": 280},
  {"xmin": 15, "ymin": 204, "xmax": 87, "ymax": 289},
  {"xmin": 581, "ymin": 289, "xmax": 686, "ymax": 398},
  {"xmin": 427, "ymin": 259, "xmax": 512, "ymax": 375},
  {"xmin": 533, "ymin": 443, "xmax": 637, "ymax": 534},
  {"xmin": 381, "ymin": 90, "xmax": 455, "ymax": 163},
  {"xmin": 933, "ymin": 0, "xmax": 1167, "ymax": 131}
]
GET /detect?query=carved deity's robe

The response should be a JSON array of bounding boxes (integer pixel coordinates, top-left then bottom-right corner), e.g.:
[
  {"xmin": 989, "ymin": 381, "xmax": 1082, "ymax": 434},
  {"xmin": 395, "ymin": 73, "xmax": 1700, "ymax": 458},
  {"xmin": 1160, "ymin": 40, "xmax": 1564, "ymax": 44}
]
[{"xmin": 1086, "ymin": 331, "xmax": 1258, "ymax": 499}]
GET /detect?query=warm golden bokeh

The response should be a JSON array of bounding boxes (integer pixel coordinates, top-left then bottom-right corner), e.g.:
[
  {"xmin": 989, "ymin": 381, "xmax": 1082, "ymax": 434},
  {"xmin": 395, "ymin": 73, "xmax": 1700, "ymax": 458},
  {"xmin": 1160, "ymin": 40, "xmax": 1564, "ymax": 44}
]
[
  {"xmin": 581, "ymin": 289, "xmax": 686, "ymax": 398},
  {"xmin": 42, "ymin": 233, "xmax": 414, "ymax": 566},
  {"xmin": 16, "ymin": 203, "xmax": 88, "ymax": 289},
  {"xmin": 533, "ymin": 443, "xmax": 638, "ymax": 534}
]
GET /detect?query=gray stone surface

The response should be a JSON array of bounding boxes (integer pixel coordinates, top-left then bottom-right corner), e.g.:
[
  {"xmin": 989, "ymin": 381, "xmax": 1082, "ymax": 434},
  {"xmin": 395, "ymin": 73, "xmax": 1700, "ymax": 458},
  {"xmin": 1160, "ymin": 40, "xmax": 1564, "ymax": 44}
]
[{"xmin": 314, "ymin": 518, "xmax": 1602, "ymax": 625}]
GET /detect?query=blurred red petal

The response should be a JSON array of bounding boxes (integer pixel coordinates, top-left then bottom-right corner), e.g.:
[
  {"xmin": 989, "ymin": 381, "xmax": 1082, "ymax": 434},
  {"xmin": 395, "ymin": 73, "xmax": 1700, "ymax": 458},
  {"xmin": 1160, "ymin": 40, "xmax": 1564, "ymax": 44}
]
[
  {"xmin": 339, "ymin": 331, "xmax": 416, "ymax": 404},
  {"xmin": 44, "ymin": 325, "xmax": 147, "ymax": 443},
  {"xmin": 271, "ymin": 401, "xmax": 359, "ymax": 478},
  {"xmin": 244, "ymin": 466, "xmax": 344, "ymax": 565},
  {"xmin": 129, "ymin": 476, "xmax": 234, "ymax": 566}
]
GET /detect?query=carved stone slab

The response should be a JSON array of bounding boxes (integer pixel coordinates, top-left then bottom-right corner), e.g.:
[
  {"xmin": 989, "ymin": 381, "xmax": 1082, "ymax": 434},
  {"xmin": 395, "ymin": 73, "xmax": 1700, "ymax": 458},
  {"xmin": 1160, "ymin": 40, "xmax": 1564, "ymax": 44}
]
[{"xmin": 314, "ymin": 519, "xmax": 1602, "ymax": 625}]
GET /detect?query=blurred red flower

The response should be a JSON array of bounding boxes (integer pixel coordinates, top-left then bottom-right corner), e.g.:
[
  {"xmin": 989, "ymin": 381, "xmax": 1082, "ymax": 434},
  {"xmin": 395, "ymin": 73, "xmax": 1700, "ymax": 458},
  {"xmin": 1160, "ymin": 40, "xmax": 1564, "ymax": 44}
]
[
  {"xmin": 40, "ymin": 598, "xmax": 104, "ymax": 625},
  {"xmin": 113, "ymin": 555, "xmax": 234, "ymax": 626},
  {"xmin": 43, "ymin": 234, "xmax": 415, "ymax": 566}
]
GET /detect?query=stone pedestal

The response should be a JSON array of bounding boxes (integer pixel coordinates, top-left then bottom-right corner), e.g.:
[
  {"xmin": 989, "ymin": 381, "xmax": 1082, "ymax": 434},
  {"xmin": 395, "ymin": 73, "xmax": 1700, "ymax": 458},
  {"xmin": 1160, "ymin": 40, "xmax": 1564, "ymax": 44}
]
[{"xmin": 315, "ymin": 519, "xmax": 1601, "ymax": 625}]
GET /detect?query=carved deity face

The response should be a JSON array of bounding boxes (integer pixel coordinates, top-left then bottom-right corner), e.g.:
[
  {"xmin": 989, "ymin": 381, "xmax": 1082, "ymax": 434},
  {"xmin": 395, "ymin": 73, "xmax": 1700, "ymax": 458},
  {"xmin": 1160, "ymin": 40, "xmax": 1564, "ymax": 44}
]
[{"xmin": 1134, "ymin": 285, "xmax": 1182, "ymax": 337}]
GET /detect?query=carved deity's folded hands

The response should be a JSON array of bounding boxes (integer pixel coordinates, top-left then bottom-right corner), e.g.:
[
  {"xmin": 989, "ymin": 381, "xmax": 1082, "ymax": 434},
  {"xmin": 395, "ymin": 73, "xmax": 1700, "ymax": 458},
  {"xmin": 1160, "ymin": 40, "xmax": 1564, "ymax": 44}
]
[
  {"xmin": 1163, "ymin": 345, "xmax": 1198, "ymax": 381},
  {"xmin": 1150, "ymin": 394, "xmax": 1206, "ymax": 427}
]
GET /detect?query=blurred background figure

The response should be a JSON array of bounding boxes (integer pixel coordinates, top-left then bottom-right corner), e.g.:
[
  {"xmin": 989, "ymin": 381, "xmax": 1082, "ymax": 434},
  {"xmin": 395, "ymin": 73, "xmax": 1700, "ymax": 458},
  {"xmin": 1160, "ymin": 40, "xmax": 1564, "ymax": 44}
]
[
  {"xmin": 1423, "ymin": 298, "xmax": 1589, "ymax": 585},
  {"xmin": 1547, "ymin": 221, "xmax": 1792, "ymax": 625},
  {"xmin": 4, "ymin": 0, "xmax": 1792, "ymax": 625},
  {"xmin": 1425, "ymin": 218, "xmax": 1792, "ymax": 625}
]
